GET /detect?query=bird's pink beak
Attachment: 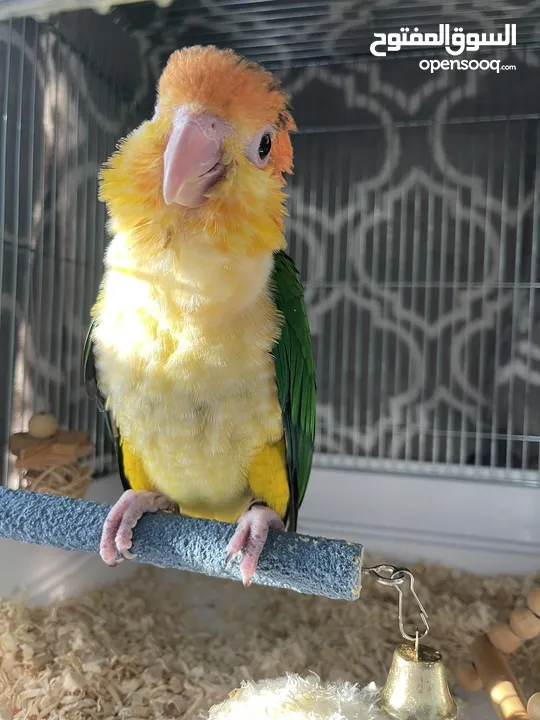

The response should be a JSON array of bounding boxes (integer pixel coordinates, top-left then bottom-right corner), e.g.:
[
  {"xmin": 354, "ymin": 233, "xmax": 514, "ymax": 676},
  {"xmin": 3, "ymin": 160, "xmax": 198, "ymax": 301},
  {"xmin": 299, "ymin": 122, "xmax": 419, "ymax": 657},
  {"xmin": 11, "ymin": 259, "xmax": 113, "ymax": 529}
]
[{"xmin": 163, "ymin": 108, "xmax": 229, "ymax": 208}]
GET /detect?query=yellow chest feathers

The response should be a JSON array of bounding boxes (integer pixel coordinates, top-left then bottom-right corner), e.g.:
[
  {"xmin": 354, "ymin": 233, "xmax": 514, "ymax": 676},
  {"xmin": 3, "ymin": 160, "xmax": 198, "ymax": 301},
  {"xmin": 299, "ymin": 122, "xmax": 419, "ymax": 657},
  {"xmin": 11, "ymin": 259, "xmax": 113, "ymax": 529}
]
[{"xmin": 91, "ymin": 235, "xmax": 285, "ymax": 506}]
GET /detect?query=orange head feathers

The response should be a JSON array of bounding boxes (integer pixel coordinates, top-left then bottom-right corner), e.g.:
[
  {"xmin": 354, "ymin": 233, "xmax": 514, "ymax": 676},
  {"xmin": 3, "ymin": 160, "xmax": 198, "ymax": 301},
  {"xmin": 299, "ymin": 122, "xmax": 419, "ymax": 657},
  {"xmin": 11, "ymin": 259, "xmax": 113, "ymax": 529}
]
[{"xmin": 99, "ymin": 46, "xmax": 296, "ymax": 257}]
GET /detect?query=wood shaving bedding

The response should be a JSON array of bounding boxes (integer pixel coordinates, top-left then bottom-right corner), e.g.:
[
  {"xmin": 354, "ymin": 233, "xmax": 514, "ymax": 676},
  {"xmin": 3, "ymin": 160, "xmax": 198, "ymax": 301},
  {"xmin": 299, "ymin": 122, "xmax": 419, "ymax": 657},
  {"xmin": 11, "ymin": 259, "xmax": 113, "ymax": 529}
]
[{"xmin": 0, "ymin": 559, "xmax": 539, "ymax": 719}]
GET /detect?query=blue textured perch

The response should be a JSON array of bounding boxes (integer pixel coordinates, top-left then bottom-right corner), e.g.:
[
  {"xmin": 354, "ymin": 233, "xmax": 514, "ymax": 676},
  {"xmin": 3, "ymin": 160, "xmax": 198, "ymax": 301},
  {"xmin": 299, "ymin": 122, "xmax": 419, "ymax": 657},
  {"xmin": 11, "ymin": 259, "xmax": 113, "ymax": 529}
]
[{"xmin": 0, "ymin": 487, "xmax": 364, "ymax": 601}]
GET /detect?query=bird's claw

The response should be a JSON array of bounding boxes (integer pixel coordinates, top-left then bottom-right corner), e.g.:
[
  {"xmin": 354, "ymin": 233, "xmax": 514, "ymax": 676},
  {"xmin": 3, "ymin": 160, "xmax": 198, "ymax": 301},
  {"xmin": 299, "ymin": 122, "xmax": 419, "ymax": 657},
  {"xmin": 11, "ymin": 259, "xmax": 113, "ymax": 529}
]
[
  {"xmin": 100, "ymin": 489, "xmax": 171, "ymax": 566},
  {"xmin": 225, "ymin": 503, "xmax": 285, "ymax": 587}
]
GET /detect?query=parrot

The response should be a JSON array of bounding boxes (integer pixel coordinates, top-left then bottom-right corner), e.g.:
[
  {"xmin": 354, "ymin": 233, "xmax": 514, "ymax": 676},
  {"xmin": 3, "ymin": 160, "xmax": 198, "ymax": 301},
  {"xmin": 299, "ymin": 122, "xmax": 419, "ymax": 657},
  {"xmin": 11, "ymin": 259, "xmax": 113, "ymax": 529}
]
[{"xmin": 83, "ymin": 45, "xmax": 316, "ymax": 587}]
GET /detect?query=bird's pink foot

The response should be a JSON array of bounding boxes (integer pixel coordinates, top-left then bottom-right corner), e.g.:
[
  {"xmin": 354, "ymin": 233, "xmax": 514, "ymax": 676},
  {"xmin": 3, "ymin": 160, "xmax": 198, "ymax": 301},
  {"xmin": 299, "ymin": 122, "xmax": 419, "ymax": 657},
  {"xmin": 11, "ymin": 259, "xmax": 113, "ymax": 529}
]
[
  {"xmin": 100, "ymin": 489, "xmax": 173, "ymax": 566},
  {"xmin": 226, "ymin": 502, "xmax": 285, "ymax": 587}
]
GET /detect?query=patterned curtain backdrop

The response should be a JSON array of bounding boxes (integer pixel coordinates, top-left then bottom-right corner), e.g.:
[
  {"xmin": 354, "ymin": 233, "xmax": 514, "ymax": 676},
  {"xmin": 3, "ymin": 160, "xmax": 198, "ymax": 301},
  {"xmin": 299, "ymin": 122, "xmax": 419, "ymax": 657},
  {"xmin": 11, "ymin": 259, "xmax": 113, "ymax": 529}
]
[{"xmin": 1, "ymin": 0, "xmax": 540, "ymax": 485}]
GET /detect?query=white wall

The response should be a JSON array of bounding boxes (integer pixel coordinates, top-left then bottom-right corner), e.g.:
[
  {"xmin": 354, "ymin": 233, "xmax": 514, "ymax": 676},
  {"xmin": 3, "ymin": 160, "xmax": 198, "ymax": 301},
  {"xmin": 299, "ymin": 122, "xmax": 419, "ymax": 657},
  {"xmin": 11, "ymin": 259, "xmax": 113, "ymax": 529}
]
[{"xmin": 301, "ymin": 468, "xmax": 540, "ymax": 574}]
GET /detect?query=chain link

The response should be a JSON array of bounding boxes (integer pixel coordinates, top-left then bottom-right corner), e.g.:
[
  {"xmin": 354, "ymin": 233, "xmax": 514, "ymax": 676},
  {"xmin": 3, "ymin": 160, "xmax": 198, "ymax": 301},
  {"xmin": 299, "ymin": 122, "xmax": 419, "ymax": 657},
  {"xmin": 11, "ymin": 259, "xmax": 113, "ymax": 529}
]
[{"xmin": 363, "ymin": 564, "xmax": 430, "ymax": 646}]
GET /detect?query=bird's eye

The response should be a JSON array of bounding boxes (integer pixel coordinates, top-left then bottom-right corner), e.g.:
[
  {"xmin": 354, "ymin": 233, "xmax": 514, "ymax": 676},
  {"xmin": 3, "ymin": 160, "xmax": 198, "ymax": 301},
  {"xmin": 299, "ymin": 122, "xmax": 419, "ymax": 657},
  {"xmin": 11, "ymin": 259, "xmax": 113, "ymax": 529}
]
[
  {"xmin": 258, "ymin": 133, "xmax": 272, "ymax": 160},
  {"xmin": 246, "ymin": 126, "xmax": 274, "ymax": 168}
]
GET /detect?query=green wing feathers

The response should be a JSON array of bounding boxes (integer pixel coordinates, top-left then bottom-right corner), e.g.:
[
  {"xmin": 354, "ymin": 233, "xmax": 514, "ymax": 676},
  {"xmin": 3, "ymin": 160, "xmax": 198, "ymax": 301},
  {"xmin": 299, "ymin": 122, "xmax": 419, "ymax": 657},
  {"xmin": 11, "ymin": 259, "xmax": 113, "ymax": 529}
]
[{"xmin": 270, "ymin": 250, "xmax": 317, "ymax": 532}]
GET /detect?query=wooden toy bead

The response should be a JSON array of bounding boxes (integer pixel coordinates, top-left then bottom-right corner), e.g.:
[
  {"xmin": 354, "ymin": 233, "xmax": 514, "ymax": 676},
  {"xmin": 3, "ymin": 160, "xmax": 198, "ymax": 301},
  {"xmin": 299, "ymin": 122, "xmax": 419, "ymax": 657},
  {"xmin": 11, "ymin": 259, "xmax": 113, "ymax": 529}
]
[
  {"xmin": 487, "ymin": 623, "xmax": 522, "ymax": 654},
  {"xmin": 509, "ymin": 607, "xmax": 540, "ymax": 640},
  {"xmin": 527, "ymin": 587, "xmax": 540, "ymax": 617},
  {"xmin": 454, "ymin": 662, "xmax": 483, "ymax": 692},
  {"xmin": 528, "ymin": 693, "xmax": 540, "ymax": 720},
  {"xmin": 28, "ymin": 412, "xmax": 57, "ymax": 439}
]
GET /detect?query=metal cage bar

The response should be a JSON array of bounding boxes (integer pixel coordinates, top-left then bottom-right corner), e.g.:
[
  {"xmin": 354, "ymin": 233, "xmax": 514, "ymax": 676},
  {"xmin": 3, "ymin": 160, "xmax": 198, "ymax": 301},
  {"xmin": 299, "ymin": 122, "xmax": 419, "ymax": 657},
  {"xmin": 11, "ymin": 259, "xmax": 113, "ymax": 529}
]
[
  {"xmin": 0, "ymin": 15, "xmax": 137, "ymax": 485},
  {"xmin": 0, "ymin": 2, "xmax": 539, "ymax": 489}
]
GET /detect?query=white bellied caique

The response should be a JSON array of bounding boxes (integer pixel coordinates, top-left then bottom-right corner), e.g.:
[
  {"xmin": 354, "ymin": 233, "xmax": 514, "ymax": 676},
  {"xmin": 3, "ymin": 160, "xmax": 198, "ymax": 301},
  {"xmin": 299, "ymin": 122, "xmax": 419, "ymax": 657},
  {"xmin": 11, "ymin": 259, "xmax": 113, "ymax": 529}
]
[{"xmin": 83, "ymin": 45, "xmax": 316, "ymax": 586}]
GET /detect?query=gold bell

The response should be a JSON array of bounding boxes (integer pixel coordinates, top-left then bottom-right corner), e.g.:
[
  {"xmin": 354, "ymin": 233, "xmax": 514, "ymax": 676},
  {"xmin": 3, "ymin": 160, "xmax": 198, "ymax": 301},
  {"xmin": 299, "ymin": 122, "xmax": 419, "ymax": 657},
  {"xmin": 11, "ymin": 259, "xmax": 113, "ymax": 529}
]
[{"xmin": 379, "ymin": 643, "xmax": 459, "ymax": 720}]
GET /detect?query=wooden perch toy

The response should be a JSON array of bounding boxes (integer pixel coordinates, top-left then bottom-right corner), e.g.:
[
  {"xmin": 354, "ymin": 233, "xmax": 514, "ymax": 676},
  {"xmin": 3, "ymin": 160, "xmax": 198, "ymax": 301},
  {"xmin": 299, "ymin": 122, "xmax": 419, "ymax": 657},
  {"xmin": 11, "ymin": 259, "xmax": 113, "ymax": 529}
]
[
  {"xmin": 9, "ymin": 412, "xmax": 94, "ymax": 499},
  {"xmin": 455, "ymin": 585, "xmax": 540, "ymax": 720}
]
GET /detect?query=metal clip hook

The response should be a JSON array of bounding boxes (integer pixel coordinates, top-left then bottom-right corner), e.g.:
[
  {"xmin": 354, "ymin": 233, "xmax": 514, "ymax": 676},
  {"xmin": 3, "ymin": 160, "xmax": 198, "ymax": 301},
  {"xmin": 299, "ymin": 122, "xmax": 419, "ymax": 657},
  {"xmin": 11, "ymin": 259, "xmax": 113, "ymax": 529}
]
[{"xmin": 363, "ymin": 564, "xmax": 430, "ymax": 647}]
